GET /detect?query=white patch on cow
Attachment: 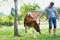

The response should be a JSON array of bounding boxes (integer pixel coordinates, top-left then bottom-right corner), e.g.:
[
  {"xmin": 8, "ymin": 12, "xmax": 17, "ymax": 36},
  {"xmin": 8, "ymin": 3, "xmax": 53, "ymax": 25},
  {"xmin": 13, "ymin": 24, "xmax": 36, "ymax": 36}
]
[
  {"xmin": 27, "ymin": 12, "xmax": 31, "ymax": 15},
  {"xmin": 27, "ymin": 12, "xmax": 34, "ymax": 18},
  {"xmin": 36, "ymin": 17, "xmax": 40, "ymax": 25}
]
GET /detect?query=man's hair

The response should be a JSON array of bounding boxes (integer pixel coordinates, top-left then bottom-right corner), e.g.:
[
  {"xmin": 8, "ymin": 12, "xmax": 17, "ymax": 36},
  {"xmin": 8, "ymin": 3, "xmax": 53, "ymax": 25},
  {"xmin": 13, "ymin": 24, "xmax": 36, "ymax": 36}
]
[{"xmin": 50, "ymin": 2, "xmax": 54, "ymax": 6}]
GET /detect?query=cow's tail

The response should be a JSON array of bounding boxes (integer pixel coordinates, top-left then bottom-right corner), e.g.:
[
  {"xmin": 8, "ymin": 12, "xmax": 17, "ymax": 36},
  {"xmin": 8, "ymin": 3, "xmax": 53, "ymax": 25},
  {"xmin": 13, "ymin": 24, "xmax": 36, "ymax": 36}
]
[{"xmin": 24, "ymin": 18, "xmax": 26, "ymax": 27}]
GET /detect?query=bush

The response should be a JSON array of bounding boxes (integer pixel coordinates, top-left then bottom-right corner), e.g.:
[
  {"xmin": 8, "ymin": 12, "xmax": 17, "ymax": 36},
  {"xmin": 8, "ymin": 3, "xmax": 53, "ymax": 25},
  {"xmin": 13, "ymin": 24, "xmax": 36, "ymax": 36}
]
[{"xmin": 0, "ymin": 15, "xmax": 14, "ymax": 26}]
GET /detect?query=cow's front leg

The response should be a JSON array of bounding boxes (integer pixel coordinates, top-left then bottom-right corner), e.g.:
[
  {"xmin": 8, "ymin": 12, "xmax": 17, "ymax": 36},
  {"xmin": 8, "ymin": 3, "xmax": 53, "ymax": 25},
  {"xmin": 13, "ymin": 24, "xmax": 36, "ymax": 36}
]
[
  {"xmin": 32, "ymin": 27, "xmax": 37, "ymax": 38},
  {"xmin": 25, "ymin": 27, "xmax": 28, "ymax": 38}
]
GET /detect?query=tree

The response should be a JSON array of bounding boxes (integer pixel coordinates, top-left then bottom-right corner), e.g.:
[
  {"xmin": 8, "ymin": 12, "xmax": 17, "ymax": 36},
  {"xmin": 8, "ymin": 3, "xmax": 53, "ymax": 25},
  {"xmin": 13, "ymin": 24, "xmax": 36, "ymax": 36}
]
[
  {"xmin": 14, "ymin": 0, "xmax": 19, "ymax": 36},
  {"xmin": 20, "ymin": 3, "xmax": 41, "ymax": 19}
]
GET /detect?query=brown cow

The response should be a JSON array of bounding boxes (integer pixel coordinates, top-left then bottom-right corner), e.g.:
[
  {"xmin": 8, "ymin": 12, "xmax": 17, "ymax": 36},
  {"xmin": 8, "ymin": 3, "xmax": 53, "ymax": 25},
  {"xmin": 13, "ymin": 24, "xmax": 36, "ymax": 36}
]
[{"xmin": 24, "ymin": 12, "xmax": 41, "ymax": 38}]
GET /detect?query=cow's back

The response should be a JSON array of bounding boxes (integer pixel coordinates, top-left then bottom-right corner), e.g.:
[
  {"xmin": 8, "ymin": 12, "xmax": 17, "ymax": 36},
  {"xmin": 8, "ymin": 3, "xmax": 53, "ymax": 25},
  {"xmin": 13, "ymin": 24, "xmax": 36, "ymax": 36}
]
[{"xmin": 24, "ymin": 14, "xmax": 35, "ymax": 27}]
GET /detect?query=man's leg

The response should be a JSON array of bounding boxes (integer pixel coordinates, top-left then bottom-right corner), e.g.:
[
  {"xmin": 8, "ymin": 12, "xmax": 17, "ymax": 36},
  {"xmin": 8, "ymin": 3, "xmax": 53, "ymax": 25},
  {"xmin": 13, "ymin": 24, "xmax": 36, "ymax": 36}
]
[
  {"xmin": 49, "ymin": 18, "xmax": 52, "ymax": 35},
  {"xmin": 49, "ymin": 29, "xmax": 51, "ymax": 35},
  {"xmin": 54, "ymin": 28, "xmax": 56, "ymax": 35},
  {"xmin": 53, "ymin": 17, "xmax": 56, "ymax": 35}
]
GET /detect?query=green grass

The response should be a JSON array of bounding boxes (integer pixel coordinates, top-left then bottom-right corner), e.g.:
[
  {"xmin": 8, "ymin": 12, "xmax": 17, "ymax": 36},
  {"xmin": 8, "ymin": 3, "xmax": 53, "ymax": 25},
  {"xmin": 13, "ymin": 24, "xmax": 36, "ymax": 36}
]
[
  {"xmin": 0, "ymin": 27, "xmax": 60, "ymax": 40},
  {"xmin": 0, "ymin": 20, "xmax": 60, "ymax": 40}
]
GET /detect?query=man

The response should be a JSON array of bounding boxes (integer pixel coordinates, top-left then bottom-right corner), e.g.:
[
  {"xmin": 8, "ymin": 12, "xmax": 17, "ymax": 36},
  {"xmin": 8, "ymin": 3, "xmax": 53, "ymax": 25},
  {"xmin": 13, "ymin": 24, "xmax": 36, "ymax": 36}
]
[{"xmin": 44, "ymin": 2, "xmax": 58, "ymax": 35}]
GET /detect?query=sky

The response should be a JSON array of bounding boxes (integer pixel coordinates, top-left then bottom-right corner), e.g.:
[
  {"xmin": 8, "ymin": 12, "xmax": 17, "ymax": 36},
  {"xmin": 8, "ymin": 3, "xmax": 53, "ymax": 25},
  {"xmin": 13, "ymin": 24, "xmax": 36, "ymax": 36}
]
[{"xmin": 0, "ymin": 0, "xmax": 60, "ymax": 15}]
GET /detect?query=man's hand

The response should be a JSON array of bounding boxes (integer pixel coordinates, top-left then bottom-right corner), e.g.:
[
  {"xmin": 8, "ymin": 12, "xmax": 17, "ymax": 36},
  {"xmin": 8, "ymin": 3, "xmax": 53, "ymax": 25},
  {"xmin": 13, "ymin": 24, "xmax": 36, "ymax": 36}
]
[{"xmin": 56, "ymin": 16, "xmax": 59, "ymax": 20}]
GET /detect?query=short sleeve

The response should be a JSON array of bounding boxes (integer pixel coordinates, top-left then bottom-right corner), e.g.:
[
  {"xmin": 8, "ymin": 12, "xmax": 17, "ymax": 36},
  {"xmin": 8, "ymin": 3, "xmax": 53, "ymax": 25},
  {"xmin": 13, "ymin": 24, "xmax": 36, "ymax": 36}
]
[
  {"xmin": 42, "ymin": 7, "xmax": 48, "ymax": 14},
  {"xmin": 53, "ymin": 7, "xmax": 57, "ymax": 12},
  {"xmin": 44, "ymin": 7, "xmax": 48, "ymax": 12}
]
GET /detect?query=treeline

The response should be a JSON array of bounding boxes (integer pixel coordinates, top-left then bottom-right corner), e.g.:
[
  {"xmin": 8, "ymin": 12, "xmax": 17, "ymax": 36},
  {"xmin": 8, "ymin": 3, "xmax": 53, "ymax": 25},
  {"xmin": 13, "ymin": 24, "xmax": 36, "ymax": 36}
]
[{"xmin": 0, "ymin": 4, "xmax": 60, "ymax": 26}]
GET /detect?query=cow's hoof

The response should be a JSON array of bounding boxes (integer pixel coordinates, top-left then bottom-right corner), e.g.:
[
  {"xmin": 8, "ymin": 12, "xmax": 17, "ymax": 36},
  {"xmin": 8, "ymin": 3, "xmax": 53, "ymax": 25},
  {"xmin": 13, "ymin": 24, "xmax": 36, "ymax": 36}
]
[{"xmin": 34, "ymin": 35, "xmax": 37, "ymax": 39}]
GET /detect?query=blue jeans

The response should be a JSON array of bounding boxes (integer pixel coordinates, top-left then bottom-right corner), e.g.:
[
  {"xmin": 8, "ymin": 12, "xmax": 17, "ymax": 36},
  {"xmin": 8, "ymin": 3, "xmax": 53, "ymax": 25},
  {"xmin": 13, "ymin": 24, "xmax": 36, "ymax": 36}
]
[{"xmin": 49, "ymin": 17, "xmax": 56, "ymax": 29}]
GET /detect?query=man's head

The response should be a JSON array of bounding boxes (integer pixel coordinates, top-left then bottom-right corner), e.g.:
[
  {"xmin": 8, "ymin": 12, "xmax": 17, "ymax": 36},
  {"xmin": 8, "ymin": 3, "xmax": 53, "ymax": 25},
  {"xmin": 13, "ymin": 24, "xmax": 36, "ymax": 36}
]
[{"xmin": 49, "ymin": 2, "xmax": 54, "ymax": 8}]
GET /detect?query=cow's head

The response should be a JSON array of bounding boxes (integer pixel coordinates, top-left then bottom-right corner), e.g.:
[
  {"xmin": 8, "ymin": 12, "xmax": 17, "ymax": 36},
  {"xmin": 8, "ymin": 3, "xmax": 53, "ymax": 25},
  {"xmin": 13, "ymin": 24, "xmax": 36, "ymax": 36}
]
[{"xmin": 33, "ymin": 21, "xmax": 41, "ymax": 34}]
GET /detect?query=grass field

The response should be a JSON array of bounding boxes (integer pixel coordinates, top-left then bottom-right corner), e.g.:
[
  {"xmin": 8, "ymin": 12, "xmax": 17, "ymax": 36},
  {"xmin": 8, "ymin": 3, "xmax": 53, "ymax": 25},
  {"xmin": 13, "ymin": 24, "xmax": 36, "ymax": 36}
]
[{"xmin": 0, "ymin": 20, "xmax": 60, "ymax": 40}]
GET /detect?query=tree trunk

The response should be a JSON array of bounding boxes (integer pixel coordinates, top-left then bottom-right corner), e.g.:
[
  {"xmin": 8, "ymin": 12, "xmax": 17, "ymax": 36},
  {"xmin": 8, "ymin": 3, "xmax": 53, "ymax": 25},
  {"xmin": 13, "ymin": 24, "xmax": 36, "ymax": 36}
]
[{"xmin": 14, "ymin": 0, "xmax": 18, "ymax": 36}]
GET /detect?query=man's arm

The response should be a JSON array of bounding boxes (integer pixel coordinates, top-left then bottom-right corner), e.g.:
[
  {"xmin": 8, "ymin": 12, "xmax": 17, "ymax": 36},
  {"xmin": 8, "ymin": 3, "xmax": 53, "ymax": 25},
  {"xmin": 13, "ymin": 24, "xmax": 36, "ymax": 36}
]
[
  {"xmin": 44, "ymin": 7, "xmax": 49, "ymax": 20},
  {"xmin": 54, "ymin": 9, "xmax": 59, "ymax": 19}
]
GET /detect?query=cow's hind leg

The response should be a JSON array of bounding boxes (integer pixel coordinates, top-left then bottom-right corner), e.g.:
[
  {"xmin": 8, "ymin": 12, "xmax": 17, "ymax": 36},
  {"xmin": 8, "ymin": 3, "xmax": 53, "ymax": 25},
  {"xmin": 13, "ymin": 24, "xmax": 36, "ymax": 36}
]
[
  {"xmin": 32, "ymin": 27, "xmax": 37, "ymax": 38},
  {"xmin": 25, "ymin": 26, "xmax": 28, "ymax": 38}
]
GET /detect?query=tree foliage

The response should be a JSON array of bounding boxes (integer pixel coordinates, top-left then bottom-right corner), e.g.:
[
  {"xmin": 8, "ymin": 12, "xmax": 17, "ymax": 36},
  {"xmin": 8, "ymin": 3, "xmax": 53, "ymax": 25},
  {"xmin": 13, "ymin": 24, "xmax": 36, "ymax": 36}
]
[
  {"xmin": 20, "ymin": 3, "xmax": 41, "ymax": 20},
  {"xmin": 56, "ymin": 7, "xmax": 60, "ymax": 17}
]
